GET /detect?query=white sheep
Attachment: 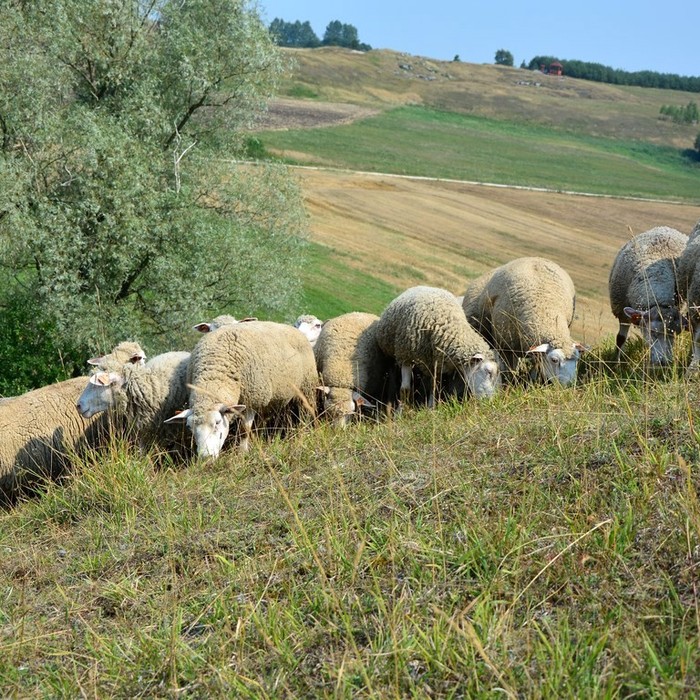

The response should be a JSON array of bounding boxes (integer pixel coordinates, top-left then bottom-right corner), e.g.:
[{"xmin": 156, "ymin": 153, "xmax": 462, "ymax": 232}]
[
  {"xmin": 314, "ymin": 312, "xmax": 399, "ymax": 426},
  {"xmin": 0, "ymin": 341, "xmax": 144, "ymax": 504},
  {"xmin": 293, "ymin": 314, "xmax": 324, "ymax": 347},
  {"xmin": 166, "ymin": 320, "xmax": 318, "ymax": 457},
  {"xmin": 192, "ymin": 312, "xmax": 323, "ymax": 347},
  {"xmin": 191, "ymin": 315, "xmax": 257, "ymax": 333},
  {"xmin": 76, "ymin": 351, "xmax": 191, "ymax": 456},
  {"xmin": 462, "ymin": 257, "xmax": 585, "ymax": 385},
  {"xmin": 375, "ymin": 285, "xmax": 501, "ymax": 407},
  {"xmin": 87, "ymin": 340, "xmax": 146, "ymax": 367},
  {"xmin": 676, "ymin": 220, "xmax": 700, "ymax": 369},
  {"xmin": 608, "ymin": 226, "xmax": 688, "ymax": 365}
]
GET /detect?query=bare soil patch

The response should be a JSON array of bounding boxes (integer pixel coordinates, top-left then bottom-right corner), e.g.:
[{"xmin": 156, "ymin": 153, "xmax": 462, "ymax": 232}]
[{"xmin": 256, "ymin": 98, "xmax": 381, "ymax": 131}]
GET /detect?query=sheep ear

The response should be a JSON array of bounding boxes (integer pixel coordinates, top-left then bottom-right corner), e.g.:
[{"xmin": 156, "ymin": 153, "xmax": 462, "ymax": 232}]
[
  {"xmin": 193, "ymin": 322, "xmax": 214, "ymax": 333},
  {"xmin": 527, "ymin": 343, "xmax": 550, "ymax": 355},
  {"xmin": 89, "ymin": 371, "xmax": 121, "ymax": 387},
  {"xmin": 164, "ymin": 408, "xmax": 193, "ymax": 424},
  {"xmin": 623, "ymin": 307, "xmax": 647, "ymax": 325},
  {"xmin": 222, "ymin": 403, "xmax": 245, "ymax": 416},
  {"xmin": 353, "ymin": 391, "xmax": 375, "ymax": 409},
  {"xmin": 469, "ymin": 353, "xmax": 485, "ymax": 365},
  {"xmin": 574, "ymin": 342, "xmax": 588, "ymax": 353},
  {"xmin": 87, "ymin": 354, "xmax": 106, "ymax": 366},
  {"xmin": 128, "ymin": 352, "xmax": 145, "ymax": 364}
]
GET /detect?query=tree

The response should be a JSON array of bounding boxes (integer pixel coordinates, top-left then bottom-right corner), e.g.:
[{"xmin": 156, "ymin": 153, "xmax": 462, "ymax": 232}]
[
  {"xmin": 323, "ymin": 20, "xmax": 361, "ymax": 50},
  {"xmin": 495, "ymin": 49, "xmax": 514, "ymax": 67},
  {"xmin": 0, "ymin": 0, "xmax": 309, "ymax": 392},
  {"xmin": 269, "ymin": 18, "xmax": 320, "ymax": 48}
]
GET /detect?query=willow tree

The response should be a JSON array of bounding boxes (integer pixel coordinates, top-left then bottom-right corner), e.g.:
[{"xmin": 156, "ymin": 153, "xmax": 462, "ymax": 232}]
[{"xmin": 0, "ymin": 0, "xmax": 307, "ymax": 392}]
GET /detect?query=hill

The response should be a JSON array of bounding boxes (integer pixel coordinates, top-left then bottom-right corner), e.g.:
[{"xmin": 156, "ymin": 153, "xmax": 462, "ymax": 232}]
[{"xmin": 252, "ymin": 47, "xmax": 700, "ymax": 344}]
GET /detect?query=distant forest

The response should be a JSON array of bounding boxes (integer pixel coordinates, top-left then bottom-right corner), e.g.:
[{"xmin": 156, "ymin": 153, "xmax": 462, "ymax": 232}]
[
  {"xmin": 269, "ymin": 18, "xmax": 371, "ymax": 52},
  {"xmin": 527, "ymin": 56, "xmax": 700, "ymax": 93}
]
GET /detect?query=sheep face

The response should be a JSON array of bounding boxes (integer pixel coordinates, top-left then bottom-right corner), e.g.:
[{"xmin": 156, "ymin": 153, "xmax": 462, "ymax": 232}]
[
  {"xmin": 165, "ymin": 404, "xmax": 244, "ymax": 458},
  {"xmin": 462, "ymin": 354, "xmax": 501, "ymax": 398},
  {"xmin": 76, "ymin": 372, "xmax": 124, "ymax": 418},
  {"xmin": 294, "ymin": 315, "xmax": 323, "ymax": 347},
  {"xmin": 317, "ymin": 386, "xmax": 374, "ymax": 427},
  {"xmin": 527, "ymin": 343, "xmax": 584, "ymax": 385},
  {"xmin": 624, "ymin": 305, "xmax": 683, "ymax": 365}
]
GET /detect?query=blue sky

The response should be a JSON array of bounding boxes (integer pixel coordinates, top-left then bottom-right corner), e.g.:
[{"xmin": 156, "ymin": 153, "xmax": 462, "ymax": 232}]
[{"xmin": 257, "ymin": 1, "xmax": 699, "ymax": 76}]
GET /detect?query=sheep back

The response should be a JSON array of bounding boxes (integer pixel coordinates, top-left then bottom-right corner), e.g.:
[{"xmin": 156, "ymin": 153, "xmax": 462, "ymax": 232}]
[
  {"xmin": 376, "ymin": 286, "xmax": 494, "ymax": 371},
  {"xmin": 609, "ymin": 226, "xmax": 687, "ymax": 320},
  {"xmin": 464, "ymin": 257, "xmax": 576, "ymax": 359},
  {"xmin": 0, "ymin": 377, "xmax": 108, "ymax": 504}
]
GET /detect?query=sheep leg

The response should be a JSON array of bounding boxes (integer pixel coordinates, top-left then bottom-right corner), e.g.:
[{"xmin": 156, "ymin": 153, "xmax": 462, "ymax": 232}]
[
  {"xmin": 615, "ymin": 323, "xmax": 631, "ymax": 360},
  {"xmin": 238, "ymin": 408, "xmax": 256, "ymax": 452},
  {"xmin": 400, "ymin": 364, "xmax": 412, "ymax": 405}
]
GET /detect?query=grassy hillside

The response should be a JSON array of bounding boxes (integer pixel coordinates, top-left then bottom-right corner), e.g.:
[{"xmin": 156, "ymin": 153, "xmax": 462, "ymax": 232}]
[
  {"xmin": 2, "ymin": 349, "xmax": 700, "ymax": 696},
  {"xmin": 2, "ymin": 48, "xmax": 700, "ymax": 697}
]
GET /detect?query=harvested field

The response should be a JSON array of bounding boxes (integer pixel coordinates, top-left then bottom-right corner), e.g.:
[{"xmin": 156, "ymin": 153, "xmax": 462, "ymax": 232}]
[{"xmin": 295, "ymin": 166, "xmax": 700, "ymax": 345}]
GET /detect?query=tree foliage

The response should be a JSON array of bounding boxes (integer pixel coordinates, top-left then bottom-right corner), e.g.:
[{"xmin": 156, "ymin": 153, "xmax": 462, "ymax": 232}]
[
  {"xmin": 269, "ymin": 18, "xmax": 320, "ymax": 48},
  {"xmin": 659, "ymin": 102, "xmax": 699, "ymax": 124},
  {"xmin": 494, "ymin": 49, "xmax": 514, "ymax": 67},
  {"xmin": 0, "ymin": 0, "xmax": 309, "ymax": 392},
  {"xmin": 527, "ymin": 55, "xmax": 700, "ymax": 93}
]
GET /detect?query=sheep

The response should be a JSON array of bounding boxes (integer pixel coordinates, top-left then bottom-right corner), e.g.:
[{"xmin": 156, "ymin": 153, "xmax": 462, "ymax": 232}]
[
  {"xmin": 87, "ymin": 340, "xmax": 146, "ymax": 367},
  {"xmin": 676, "ymin": 220, "xmax": 700, "ymax": 370},
  {"xmin": 165, "ymin": 320, "xmax": 318, "ymax": 457},
  {"xmin": 608, "ymin": 226, "xmax": 688, "ymax": 365},
  {"xmin": 293, "ymin": 314, "xmax": 324, "ymax": 347},
  {"xmin": 76, "ymin": 351, "xmax": 191, "ymax": 456},
  {"xmin": 192, "ymin": 313, "xmax": 324, "ymax": 347},
  {"xmin": 0, "ymin": 340, "xmax": 145, "ymax": 504},
  {"xmin": 375, "ymin": 285, "xmax": 501, "ymax": 407},
  {"xmin": 462, "ymin": 257, "xmax": 585, "ymax": 385},
  {"xmin": 191, "ymin": 315, "xmax": 257, "ymax": 333},
  {"xmin": 314, "ymin": 312, "xmax": 399, "ymax": 426}
]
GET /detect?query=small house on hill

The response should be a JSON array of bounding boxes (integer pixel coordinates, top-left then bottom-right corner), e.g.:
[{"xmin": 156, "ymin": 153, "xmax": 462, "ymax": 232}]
[{"xmin": 539, "ymin": 61, "xmax": 564, "ymax": 76}]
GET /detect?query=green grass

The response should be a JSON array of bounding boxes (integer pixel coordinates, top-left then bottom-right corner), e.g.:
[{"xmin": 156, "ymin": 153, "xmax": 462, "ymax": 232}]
[
  {"xmin": 2, "ymin": 344, "xmax": 700, "ymax": 696},
  {"xmin": 259, "ymin": 106, "xmax": 700, "ymax": 202},
  {"xmin": 301, "ymin": 242, "xmax": 402, "ymax": 320}
]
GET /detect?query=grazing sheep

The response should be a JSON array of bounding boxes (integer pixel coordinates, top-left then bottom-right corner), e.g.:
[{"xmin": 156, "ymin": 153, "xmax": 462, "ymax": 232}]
[
  {"xmin": 677, "ymin": 220, "xmax": 700, "ymax": 369},
  {"xmin": 293, "ymin": 314, "xmax": 324, "ymax": 347},
  {"xmin": 376, "ymin": 285, "xmax": 501, "ymax": 407},
  {"xmin": 192, "ymin": 315, "xmax": 257, "ymax": 333},
  {"xmin": 0, "ymin": 340, "xmax": 155, "ymax": 504},
  {"xmin": 87, "ymin": 340, "xmax": 146, "ymax": 367},
  {"xmin": 166, "ymin": 321, "xmax": 318, "ymax": 457},
  {"xmin": 192, "ymin": 313, "xmax": 323, "ymax": 347},
  {"xmin": 608, "ymin": 226, "xmax": 688, "ymax": 365},
  {"xmin": 462, "ymin": 257, "xmax": 585, "ymax": 385},
  {"xmin": 0, "ymin": 377, "xmax": 112, "ymax": 504},
  {"xmin": 314, "ymin": 312, "xmax": 399, "ymax": 426},
  {"xmin": 77, "ymin": 351, "xmax": 191, "ymax": 455}
]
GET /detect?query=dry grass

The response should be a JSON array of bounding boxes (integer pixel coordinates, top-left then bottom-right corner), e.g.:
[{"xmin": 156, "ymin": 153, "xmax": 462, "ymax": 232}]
[{"xmin": 295, "ymin": 167, "xmax": 700, "ymax": 344}]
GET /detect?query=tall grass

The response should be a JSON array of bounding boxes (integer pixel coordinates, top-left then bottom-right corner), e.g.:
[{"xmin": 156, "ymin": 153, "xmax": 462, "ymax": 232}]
[{"xmin": 1, "ymin": 341, "xmax": 699, "ymax": 696}]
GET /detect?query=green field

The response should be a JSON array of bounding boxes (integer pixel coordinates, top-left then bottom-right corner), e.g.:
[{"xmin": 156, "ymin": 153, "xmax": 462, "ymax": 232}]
[{"xmin": 261, "ymin": 106, "xmax": 700, "ymax": 201}]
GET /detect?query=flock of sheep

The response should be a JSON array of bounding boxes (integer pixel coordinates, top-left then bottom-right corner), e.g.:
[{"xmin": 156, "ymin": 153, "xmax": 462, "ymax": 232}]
[{"xmin": 1, "ymin": 221, "xmax": 699, "ymax": 506}]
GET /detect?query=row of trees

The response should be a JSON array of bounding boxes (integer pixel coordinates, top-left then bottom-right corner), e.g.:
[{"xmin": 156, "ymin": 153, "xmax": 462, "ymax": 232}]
[
  {"xmin": 526, "ymin": 56, "xmax": 700, "ymax": 93},
  {"xmin": 0, "ymin": 0, "xmax": 308, "ymax": 394},
  {"xmin": 269, "ymin": 18, "xmax": 371, "ymax": 51}
]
